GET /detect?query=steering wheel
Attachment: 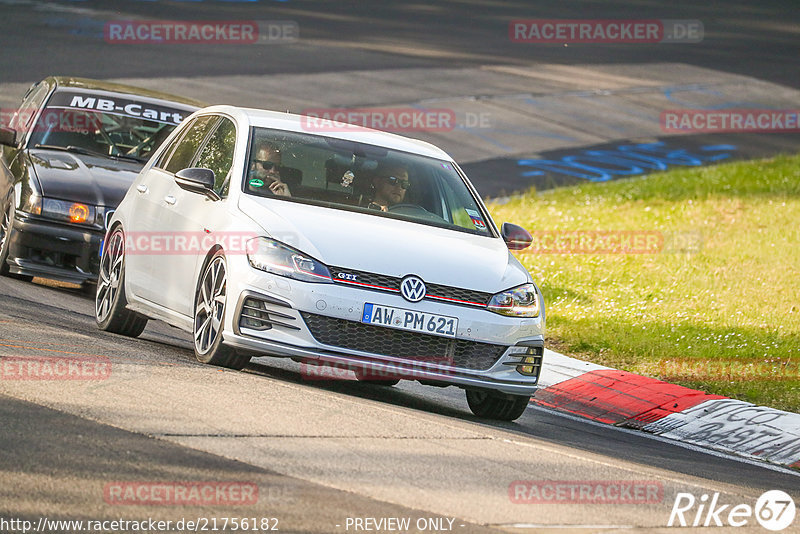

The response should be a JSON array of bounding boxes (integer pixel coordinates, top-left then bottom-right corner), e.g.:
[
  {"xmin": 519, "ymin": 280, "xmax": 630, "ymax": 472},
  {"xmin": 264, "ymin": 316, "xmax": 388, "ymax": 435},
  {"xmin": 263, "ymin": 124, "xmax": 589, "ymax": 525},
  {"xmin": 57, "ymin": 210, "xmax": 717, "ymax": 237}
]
[
  {"xmin": 96, "ymin": 126, "xmax": 125, "ymax": 157},
  {"xmin": 125, "ymin": 132, "xmax": 156, "ymax": 157},
  {"xmin": 387, "ymin": 203, "xmax": 446, "ymax": 222},
  {"xmin": 387, "ymin": 203, "xmax": 428, "ymax": 213}
]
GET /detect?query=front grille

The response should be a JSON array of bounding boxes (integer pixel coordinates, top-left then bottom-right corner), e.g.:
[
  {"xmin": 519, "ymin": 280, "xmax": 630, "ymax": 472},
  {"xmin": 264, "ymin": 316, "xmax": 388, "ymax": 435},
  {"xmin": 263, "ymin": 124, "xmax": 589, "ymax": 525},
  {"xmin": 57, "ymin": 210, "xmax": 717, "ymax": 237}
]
[
  {"xmin": 300, "ymin": 312, "xmax": 507, "ymax": 371},
  {"xmin": 426, "ymin": 282, "xmax": 491, "ymax": 306},
  {"xmin": 330, "ymin": 266, "xmax": 399, "ymax": 292},
  {"xmin": 328, "ymin": 266, "xmax": 492, "ymax": 308}
]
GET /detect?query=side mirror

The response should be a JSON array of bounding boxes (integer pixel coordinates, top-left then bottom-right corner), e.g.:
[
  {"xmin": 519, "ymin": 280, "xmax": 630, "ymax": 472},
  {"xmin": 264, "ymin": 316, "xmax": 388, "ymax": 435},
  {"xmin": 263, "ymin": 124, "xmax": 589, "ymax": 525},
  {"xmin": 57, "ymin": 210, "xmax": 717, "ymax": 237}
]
[
  {"xmin": 175, "ymin": 167, "xmax": 218, "ymax": 200},
  {"xmin": 501, "ymin": 222, "xmax": 532, "ymax": 251},
  {"xmin": 0, "ymin": 127, "xmax": 17, "ymax": 147}
]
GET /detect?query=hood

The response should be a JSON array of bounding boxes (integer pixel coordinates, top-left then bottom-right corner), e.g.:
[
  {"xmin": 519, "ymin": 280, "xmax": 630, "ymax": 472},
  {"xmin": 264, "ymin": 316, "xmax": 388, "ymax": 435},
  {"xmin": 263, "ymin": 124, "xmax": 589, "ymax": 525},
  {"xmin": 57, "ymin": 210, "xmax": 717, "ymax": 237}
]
[
  {"xmin": 238, "ymin": 195, "xmax": 529, "ymax": 293},
  {"xmin": 28, "ymin": 149, "xmax": 142, "ymax": 208}
]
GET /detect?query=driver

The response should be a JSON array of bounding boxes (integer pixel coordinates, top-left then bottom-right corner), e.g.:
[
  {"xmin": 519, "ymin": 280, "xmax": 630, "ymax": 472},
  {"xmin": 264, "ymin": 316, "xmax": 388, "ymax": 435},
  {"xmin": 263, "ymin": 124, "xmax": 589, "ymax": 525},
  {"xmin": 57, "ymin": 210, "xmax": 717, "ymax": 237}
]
[
  {"xmin": 249, "ymin": 141, "xmax": 291, "ymax": 197},
  {"xmin": 368, "ymin": 162, "xmax": 409, "ymax": 211}
]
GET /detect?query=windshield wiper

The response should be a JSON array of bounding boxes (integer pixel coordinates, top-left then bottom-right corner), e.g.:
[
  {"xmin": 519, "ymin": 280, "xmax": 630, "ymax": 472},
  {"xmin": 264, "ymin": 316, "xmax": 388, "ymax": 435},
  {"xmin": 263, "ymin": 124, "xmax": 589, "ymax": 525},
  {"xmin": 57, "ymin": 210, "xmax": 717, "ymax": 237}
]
[{"xmin": 33, "ymin": 144, "xmax": 146, "ymax": 163}]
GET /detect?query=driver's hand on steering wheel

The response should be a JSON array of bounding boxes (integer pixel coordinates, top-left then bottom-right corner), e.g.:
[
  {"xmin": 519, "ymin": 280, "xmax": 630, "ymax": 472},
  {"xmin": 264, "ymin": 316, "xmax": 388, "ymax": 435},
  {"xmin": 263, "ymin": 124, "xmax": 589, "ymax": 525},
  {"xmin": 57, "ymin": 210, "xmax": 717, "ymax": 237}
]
[{"xmin": 367, "ymin": 202, "xmax": 388, "ymax": 212}]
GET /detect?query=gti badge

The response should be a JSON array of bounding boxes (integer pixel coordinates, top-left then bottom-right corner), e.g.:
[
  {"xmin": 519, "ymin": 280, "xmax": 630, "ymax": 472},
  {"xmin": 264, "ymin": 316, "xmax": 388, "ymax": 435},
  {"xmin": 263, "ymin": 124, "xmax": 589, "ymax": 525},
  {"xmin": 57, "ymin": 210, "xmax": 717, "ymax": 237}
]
[
  {"xmin": 400, "ymin": 275, "xmax": 426, "ymax": 302},
  {"xmin": 337, "ymin": 272, "xmax": 358, "ymax": 282}
]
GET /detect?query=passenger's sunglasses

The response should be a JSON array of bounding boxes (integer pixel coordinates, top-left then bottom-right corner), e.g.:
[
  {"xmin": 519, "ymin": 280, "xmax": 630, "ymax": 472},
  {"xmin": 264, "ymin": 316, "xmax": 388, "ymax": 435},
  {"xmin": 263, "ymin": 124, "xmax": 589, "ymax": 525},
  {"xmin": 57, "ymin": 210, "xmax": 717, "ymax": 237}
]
[
  {"xmin": 254, "ymin": 160, "xmax": 279, "ymax": 171},
  {"xmin": 384, "ymin": 175, "xmax": 410, "ymax": 189}
]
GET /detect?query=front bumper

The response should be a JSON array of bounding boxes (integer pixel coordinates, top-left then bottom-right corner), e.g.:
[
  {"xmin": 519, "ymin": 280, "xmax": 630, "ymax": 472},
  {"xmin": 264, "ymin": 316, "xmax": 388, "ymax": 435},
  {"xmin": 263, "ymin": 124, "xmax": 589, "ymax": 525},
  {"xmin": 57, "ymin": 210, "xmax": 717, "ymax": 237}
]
[
  {"xmin": 6, "ymin": 213, "xmax": 102, "ymax": 284},
  {"xmin": 223, "ymin": 256, "xmax": 545, "ymax": 396},
  {"xmin": 227, "ymin": 331, "xmax": 544, "ymax": 395}
]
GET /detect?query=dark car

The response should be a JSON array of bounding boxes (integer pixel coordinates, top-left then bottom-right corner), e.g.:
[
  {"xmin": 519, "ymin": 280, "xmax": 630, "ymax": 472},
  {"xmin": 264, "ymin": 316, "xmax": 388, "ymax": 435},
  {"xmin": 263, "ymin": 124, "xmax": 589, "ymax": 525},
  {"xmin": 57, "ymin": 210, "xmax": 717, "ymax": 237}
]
[{"xmin": 0, "ymin": 76, "xmax": 202, "ymax": 288}]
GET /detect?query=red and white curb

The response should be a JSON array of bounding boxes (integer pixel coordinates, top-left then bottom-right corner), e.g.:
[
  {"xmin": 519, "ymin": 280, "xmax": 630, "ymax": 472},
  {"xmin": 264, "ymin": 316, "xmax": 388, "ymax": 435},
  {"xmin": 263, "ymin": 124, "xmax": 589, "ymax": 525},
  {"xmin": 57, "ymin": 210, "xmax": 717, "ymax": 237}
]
[{"xmin": 534, "ymin": 349, "xmax": 800, "ymax": 469}]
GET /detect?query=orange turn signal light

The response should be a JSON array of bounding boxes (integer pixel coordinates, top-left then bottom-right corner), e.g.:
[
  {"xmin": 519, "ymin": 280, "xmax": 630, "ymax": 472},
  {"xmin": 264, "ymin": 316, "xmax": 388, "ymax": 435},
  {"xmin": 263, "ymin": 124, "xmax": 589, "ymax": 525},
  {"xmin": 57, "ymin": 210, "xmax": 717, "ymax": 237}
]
[{"xmin": 69, "ymin": 203, "xmax": 90, "ymax": 223}]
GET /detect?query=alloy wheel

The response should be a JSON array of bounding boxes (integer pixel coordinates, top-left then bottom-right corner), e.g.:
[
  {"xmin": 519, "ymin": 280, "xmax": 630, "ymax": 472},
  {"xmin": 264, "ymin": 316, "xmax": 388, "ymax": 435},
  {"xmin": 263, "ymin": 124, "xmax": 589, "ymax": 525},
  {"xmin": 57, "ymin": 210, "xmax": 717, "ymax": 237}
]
[
  {"xmin": 194, "ymin": 255, "xmax": 227, "ymax": 354},
  {"xmin": 95, "ymin": 229, "xmax": 124, "ymax": 322}
]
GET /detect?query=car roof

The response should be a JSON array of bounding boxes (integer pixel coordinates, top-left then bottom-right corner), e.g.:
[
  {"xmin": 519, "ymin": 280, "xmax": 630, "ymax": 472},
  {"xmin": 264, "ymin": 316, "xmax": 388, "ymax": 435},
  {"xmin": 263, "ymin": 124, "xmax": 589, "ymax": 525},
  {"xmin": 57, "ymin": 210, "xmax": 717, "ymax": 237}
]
[
  {"xmin": 198, "ymin": 105, "xmax": 454, "ymax": 161},
  {"xmin": 48, "ymin": 76, "xmax": 205, "ymax": 108}
]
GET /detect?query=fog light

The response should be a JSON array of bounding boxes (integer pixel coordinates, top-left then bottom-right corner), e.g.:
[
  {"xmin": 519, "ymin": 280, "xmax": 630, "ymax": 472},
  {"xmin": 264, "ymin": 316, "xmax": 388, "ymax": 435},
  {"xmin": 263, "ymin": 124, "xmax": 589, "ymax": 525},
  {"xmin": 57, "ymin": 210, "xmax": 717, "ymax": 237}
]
[{"xmin": 516, "ymin": 347, "xmax": 543, "ymax": 377}]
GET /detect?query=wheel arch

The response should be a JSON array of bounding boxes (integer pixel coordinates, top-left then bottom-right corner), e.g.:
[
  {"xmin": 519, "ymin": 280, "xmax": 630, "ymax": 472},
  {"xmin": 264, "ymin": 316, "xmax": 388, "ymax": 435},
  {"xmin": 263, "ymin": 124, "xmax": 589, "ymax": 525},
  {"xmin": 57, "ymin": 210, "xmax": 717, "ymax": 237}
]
[{"xmin": 196, "ymin": 243, "xmax": 226, "ymax": 292}]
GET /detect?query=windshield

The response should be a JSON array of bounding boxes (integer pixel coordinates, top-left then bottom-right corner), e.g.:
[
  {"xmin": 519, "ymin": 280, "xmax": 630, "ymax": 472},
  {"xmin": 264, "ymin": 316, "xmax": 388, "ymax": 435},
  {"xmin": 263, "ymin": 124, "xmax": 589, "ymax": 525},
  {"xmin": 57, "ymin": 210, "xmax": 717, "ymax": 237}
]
[
  {"xmin": 27, "ymin": 89, "xmax": 193, "ymax": 161},
  {"xmin": 243, "ymin": 127, "xmax": 494, "ymax": 236}
]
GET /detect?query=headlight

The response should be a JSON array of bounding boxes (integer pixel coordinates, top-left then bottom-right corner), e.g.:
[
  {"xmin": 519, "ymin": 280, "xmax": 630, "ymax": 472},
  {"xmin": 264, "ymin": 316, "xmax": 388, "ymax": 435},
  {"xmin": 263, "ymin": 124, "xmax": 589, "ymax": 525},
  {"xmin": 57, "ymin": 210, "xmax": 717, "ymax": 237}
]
[
  {"xmin": 488, "ymin": 283, "xmax": 540, "ymax": 317},
  {"xmin": 42, "ymin": 198, "xmax": 95, "ymax": 224},
  {"xmin": 247, "ymin": 238, "xmax": 333, "ymax": 283},
  {"xmin": 20, "ymin": 194, "xmax": 96, "ymax": 225}
]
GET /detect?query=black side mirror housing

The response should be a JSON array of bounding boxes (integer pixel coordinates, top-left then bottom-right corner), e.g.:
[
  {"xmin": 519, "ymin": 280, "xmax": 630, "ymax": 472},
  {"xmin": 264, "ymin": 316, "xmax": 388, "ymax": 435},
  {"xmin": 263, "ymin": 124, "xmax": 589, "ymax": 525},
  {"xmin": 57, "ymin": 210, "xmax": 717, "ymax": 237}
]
[
  {"xmin": 175, "ymin": 167, "xmax": 218, "ymax": 200},
  {"xmin": 501, "ymin": 222, "xmax": 533, "ymax": 251},
  {"xmin": 0, "ymin": 127, "xmax": 17, "ymax": 147}
]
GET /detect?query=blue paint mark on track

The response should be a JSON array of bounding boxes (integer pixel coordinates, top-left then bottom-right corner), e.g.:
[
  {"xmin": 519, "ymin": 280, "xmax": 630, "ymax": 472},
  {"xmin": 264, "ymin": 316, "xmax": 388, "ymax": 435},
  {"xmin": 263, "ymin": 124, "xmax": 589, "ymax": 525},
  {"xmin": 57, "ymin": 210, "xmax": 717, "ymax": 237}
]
[{"xmin": 518, "ymin": 142, "xmax": 737, "ymax": 182}]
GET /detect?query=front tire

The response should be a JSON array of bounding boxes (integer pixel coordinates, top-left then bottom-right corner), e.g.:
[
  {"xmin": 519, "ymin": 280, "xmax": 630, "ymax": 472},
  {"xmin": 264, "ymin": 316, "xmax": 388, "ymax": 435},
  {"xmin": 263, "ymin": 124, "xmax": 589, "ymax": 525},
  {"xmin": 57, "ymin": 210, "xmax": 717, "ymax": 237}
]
[
  {"xmin": 193, "ymin": 251, "xmax": 249, "ymax": 370},
  {"xmin": 95, "ymin": 227, "xmax": 147, "ymax": 337},
  {"xmin": 0, "ymin": 198, "xmax": 32, "ymax": 281},
  {"xmin": 465, "ymin": 389, "xmax": 530, "ymax": 421}
]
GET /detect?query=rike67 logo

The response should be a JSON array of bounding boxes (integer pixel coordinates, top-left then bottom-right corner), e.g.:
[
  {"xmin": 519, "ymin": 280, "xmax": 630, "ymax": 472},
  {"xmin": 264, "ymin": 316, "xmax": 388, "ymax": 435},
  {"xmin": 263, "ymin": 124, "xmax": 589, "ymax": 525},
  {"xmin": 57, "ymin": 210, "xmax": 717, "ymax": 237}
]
[{"xmin": 668, "ymin": 490, "xmax": 795, "ymax": 531}]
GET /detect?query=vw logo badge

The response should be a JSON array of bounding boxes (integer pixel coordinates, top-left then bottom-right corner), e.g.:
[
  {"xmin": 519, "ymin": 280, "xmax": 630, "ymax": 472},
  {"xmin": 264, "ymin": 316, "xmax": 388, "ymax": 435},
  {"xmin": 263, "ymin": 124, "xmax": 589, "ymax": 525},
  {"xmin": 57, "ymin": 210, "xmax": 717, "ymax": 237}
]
[{"xmin": 400, "ymin": 275, "xmax": 426, "ymax": 302}]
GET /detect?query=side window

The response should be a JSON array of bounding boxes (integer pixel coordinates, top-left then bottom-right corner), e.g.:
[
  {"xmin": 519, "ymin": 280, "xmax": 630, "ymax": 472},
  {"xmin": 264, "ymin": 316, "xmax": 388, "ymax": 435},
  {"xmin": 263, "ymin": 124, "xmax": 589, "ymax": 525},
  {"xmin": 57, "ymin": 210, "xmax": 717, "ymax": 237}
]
[
  {"xmin": 160, "ymin": 115, "xmax": 219, "ymax": 174},
  {"xmin": 194, "ymin": 117, "xmax": 236, "ymax": 196},
  {"xmin": 11, "ymin": 82, "xmax": 50, "ymax": 141},
  {"xmin": 153, "ymin": 123, "xmax": 185, "ymax": 170}
]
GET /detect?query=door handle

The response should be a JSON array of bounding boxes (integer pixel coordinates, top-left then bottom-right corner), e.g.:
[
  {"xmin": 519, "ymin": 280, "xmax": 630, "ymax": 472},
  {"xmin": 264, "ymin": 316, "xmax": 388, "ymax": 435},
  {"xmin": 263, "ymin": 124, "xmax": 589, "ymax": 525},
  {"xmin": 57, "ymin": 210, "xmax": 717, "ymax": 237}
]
[
  {"xmin": 136, "ymin": 184, "xmax": 148, "ymax": 194},
  {"xmin": 164, "ymin": 195, "xmax": 176, "ymax": 205}
]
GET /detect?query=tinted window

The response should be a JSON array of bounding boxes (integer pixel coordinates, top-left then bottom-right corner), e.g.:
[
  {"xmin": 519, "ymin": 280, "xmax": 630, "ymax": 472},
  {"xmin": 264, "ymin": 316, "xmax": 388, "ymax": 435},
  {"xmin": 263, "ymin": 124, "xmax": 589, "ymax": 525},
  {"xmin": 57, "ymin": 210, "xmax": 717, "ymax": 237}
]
[
  {"xmin": 161, "ymin": 115, "xmax": 219, "ymax": 174},
  {"xmin": 194, "ymin": 117, "xmax": 236, "ymax": 196},
  {"xmin": 27, "ymin": 89, "xmax": 192, "ymax": 161},
  {"xmin": 243, "ymin": 127, "xmax": 493, "ymax": 236}
]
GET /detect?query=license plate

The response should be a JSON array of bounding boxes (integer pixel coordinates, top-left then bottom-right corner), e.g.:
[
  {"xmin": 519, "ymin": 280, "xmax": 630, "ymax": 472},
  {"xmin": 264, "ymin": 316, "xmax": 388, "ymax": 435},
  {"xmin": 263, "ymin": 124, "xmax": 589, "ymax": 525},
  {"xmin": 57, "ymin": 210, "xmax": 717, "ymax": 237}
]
[
  {"xmin": 362, "ymin": 303, "xmax": 458, "ymax": 338},
  {"xmin": 99, "ymin": 238, "xmax": 104, "ymax": 258}
]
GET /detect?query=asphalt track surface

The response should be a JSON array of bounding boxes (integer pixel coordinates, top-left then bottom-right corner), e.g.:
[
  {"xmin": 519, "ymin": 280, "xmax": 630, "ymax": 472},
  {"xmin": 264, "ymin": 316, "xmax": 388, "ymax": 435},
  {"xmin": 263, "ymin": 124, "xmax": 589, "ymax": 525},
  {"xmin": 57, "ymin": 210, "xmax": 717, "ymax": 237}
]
[
  {"xmin": 0, "ymin": 0, "xmax": 797, "ymax": 88},
  {"xmin": 2, "ymin": 276, "xmax": 800, "ymax": 532},
  {"xmin": 1, "ymin": 0, "xmax": 800, "ymax": 532}
]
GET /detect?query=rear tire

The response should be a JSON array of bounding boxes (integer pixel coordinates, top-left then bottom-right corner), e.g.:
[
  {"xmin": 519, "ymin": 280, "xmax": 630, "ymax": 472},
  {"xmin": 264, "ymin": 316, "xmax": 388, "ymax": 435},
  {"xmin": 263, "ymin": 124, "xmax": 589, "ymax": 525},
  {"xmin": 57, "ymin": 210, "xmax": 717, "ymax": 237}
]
[
  {"xmin": 193, "ymin": 251, "xmax": 250, "ymax": 370},
  {"xmin": 95, "ymin": 226, "xmax": 147, "ymax": 337},
  {"xmin": 465, "ymin": 389, "xmax": 530, "ymax": 421}
]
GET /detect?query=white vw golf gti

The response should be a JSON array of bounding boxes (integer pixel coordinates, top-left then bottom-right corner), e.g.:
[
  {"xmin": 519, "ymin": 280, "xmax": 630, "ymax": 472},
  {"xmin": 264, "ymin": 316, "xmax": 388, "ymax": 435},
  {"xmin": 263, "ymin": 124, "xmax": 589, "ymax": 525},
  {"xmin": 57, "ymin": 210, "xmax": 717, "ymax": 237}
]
[{"xmin": 96, "ymin": 105, "xmax": 545, "ymax": 421}]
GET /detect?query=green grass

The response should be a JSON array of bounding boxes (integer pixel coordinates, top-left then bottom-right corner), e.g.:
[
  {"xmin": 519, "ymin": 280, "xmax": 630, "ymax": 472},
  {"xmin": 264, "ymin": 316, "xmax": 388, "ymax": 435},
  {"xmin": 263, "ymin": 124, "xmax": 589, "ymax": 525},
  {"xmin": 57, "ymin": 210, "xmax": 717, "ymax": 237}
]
[{"xmin": 488, "ymin": 154, "xmax": 800, "ymax": 412}]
